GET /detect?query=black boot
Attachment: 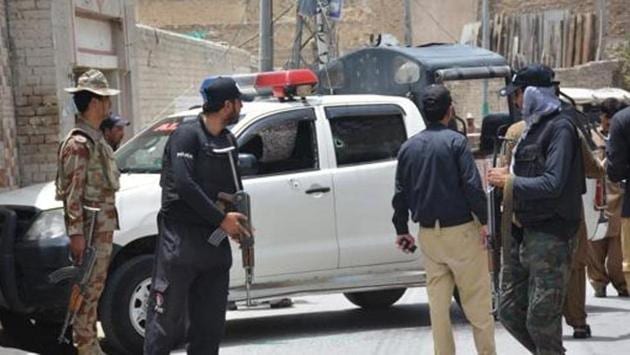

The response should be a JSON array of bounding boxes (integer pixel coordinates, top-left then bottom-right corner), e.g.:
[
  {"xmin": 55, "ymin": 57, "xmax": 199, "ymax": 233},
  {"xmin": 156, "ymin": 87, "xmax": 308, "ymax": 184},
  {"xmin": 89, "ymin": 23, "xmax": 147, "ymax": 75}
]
[{"xmin": 573, "ymin": 324, "xmax": 592, "ymax": 339}]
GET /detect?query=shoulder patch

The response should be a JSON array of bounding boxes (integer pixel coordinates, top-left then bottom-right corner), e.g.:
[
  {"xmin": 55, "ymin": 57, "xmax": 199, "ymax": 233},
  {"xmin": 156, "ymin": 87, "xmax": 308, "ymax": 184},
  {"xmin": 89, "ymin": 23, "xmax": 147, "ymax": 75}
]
[{"xmin": 72, "ymin": 134, "xmax": 88, "ymax": 144}]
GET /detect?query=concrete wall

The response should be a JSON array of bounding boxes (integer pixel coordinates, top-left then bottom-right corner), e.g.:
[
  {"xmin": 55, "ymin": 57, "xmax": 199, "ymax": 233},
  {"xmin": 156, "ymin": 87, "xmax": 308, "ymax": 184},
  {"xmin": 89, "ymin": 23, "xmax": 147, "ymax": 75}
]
[
  {"xmin": 136, "ymin": 0, "xmax": 421, "ymax": 68},
  {"xmin": 134, "ymin": 25, "xmax": 253, "ymax": 128},
  {"xmin": 0, "ymin": 0, "xmax": 19, "ymax": 189},
  {"xmin": 412, "ymin": 0, "xmax": 478, "ymax": 45},
  {"xmin": 6, "ymin": 0, "xmax": 58, "ymax": 186},
  {"xmin": 555, "ymin": 60, "xmax": 623, "ymax": 89}
]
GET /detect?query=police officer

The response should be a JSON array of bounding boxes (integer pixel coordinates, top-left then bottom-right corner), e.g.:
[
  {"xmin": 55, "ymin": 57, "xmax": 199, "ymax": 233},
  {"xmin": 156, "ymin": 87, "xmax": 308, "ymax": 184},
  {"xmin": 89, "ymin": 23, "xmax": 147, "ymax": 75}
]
[
  {"xmin": 144, "ymin": 76, "xmax": 249, "ymax": 355},
  {"xmin": 392, "ymin": 85, "xmax": 496, "ymax": 355},
  {"xmin": 607, "ymin": 100, "xmax": 630, "ymax": 296},
  {"xmin": 588, "ymin": 98, "xmax": 629, "ymax": 298},
  {"xmin": 488, "ymin": 64, "xmax": 584, "ymax": 354},
  {"xmin": 99, "ymin": 113, "xmax": 130, "ymax": 151},
  {"xmin": 57, "ymin": 69, "xmax": 121, "ymax": 355}
]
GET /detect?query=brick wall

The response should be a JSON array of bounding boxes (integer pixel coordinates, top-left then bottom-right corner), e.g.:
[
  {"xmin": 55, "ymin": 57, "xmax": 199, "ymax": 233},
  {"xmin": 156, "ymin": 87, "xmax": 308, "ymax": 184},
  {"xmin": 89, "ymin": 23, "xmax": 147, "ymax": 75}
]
[
  {"xmin": 134, "ymin": 25, "xmax": 253, "ymax": 128},
  {"xmin": 6, "ymin": 0, "xmax": 58, "ymax": 186},
  {"xmin": 0, "ymin": 0, "xmax": 19, "ymax": 189}
]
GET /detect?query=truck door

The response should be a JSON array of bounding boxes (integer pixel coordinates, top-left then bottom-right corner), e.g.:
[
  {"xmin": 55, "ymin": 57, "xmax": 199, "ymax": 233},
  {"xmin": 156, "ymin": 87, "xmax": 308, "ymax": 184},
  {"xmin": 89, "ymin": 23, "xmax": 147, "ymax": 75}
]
[
  {"xmin": 323, "ymin": 104, "xmax": 419, "ymax": 268},
  {"xmin": 233, "ymin": 108, "xmax": 338, "ymax": 281}
]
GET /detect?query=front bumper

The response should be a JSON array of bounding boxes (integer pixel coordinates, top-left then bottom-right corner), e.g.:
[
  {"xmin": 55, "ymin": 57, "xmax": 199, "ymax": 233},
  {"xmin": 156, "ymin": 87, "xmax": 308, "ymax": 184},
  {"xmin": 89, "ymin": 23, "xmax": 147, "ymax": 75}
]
[{"xmin": 0, "ymin": 206, "xmax": 70, "ymax": 320}]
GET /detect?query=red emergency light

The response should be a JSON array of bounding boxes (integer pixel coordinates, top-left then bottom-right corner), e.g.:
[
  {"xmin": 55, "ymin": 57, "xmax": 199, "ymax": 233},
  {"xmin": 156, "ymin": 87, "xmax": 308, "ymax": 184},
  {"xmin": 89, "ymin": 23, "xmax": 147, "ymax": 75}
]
[
  {"xmin": 231, "ymin": 69, "xmax": 318, "ymax": 100},
  {"xmin": 254, "ymin": 69, "xmax": 318, "ymax": 99}
]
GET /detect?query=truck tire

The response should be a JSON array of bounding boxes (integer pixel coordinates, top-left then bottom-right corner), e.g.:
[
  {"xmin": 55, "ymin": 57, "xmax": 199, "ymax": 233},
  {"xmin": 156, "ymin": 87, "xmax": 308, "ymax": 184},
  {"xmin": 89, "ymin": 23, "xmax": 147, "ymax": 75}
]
[
  {"xmin": 343, "ymin": 288, "xmax": 406, "ymax": 309},
  {"xmin": 100, "ymin": 255, "xmax": 153, "ymax": 355}
]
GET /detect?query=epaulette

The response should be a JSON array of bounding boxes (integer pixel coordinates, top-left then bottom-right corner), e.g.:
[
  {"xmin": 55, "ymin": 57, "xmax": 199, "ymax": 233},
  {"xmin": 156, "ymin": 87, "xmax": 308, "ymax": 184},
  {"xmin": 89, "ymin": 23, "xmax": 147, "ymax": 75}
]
[{"xmin": 68, "ymin": 129, "xmax": 95, "ymax": 145}]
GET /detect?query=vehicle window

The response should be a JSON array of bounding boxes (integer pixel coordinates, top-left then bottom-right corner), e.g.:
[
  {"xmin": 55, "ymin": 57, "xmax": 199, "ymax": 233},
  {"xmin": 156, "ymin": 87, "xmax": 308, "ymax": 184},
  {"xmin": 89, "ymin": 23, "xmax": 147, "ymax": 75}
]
[
  {"xmin": 238, "ymin": 109, "xmax": 318, "ymax": 177},
  {"xmin": 393, "ymin": 56, "xmax": 420, "ymax": 84},
  {"xmin": 328, "ymin": 109, "xmax": 406, "ymax": 166},
  {"xmin": 115, "ymin": 116, "xmax": 196, "ymax": 173}
]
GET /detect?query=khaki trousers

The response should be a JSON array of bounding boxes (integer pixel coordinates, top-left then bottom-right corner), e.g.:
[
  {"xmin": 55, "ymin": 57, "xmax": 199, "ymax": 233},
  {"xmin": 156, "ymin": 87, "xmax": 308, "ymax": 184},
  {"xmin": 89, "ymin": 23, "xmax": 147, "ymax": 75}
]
[
  {"xmin": 563, "ymin": 220, "xmax": 587, "ymax": 327},
  {"xmin": 563, "ymin": 265, "xmax": 586, "ymax": 327},
  {"xmin": 622, "ymin": 218, "xmax": 630, "ymax": 287},
  {"xmin": 418, "ymin": 221, "xmax": 496, "ymax": 355},
  {"xmin": 587, "ymin": 235, "xmax": 627, "ymax": 292}
]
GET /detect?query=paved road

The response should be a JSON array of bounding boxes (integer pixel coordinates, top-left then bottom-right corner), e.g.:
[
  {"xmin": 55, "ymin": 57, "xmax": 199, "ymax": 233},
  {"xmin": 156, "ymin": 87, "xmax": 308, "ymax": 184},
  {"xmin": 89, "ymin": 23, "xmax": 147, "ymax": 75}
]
[
  {"xmin": 208, "ymin": 286, "xmax": 630, "ymax": 355},
  {"xmin": 2, "ymin": 284, "xmax": 629, "ymax": 354}
]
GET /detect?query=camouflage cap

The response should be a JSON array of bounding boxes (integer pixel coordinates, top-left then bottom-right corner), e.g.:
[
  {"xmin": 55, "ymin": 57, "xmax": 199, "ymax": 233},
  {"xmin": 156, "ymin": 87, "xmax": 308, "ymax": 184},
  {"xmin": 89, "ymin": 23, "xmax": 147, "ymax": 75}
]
[{"xmin": 64, "ymin": 69, "xmax": 120, "ymax": 96}]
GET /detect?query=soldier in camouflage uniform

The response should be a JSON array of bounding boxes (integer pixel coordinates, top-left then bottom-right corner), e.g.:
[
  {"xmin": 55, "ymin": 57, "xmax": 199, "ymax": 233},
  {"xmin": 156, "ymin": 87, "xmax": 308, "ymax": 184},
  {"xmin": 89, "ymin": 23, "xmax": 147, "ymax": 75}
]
[{"xmin": 56, "ymin": 69, "xmax": 121, "ymax": 355}]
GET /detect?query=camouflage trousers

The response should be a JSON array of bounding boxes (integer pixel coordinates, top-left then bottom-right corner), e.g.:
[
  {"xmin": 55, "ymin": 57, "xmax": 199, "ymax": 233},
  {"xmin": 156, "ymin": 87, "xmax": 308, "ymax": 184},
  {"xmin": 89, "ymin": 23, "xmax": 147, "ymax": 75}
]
[
  {"xmin": 499, "ymin": 228, "xmax": 576, "ymax": 355},
  {"xmin": 73, "ymin": 231, "xmax": 113, "ymax": 354}
]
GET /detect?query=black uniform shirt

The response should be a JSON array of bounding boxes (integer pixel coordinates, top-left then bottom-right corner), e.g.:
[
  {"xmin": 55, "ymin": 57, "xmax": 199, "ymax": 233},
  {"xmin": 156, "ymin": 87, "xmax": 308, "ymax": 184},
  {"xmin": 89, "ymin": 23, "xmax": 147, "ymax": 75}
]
[
  {"xmin": 607, "ymin": 106, "xmax": 630, "ymax": 217},
  {"xmin": 160, "ymin": 115, "xmax": 240, "ymax": 229},
  {"xmin": 392, "ymin": 123, "xmax": 487, "ymax": 235}
]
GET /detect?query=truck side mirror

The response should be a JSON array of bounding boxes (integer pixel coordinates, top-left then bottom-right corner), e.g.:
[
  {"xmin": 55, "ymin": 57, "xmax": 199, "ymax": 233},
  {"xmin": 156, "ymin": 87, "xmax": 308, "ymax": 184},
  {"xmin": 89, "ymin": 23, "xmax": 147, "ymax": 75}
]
[{"xmin": 239, "ymin": 153, "xmax": 259, "ymax": 177}]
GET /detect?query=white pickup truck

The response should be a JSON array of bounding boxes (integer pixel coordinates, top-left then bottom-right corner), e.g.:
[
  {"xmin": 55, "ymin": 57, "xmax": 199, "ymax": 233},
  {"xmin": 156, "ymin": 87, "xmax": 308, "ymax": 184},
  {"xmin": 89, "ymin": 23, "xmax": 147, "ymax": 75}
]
[{"xmin": 0, "ymin": 93, "xmax": 425, "ymax": 353}]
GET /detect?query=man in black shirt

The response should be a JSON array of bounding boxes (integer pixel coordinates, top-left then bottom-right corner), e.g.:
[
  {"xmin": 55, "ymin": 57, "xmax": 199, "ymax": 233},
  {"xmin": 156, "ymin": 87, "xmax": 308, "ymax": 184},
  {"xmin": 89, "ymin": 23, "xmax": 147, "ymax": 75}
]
[
  {"xmin": 392, "ymin": 85, "xmax": 495, "ymax": 355},
  {"xmin": 488, "ymin": 65, "xmax": 583, "ymax": 354},
  {"xmin": 144, "ymin": 77, "xmax": 249, "ymax": 355},
  {"xmin": 607, "ymin": 105, "xmax": 630, "ymax": 297}
]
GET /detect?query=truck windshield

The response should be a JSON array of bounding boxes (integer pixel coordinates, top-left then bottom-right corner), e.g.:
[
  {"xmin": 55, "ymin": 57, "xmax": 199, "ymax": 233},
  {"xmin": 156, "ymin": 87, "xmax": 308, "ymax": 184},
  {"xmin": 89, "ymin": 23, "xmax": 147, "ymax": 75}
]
[
  {"xmin": 116, "ymin": 116, "xmax": 194, "ymax": 174},
  {"xmin": 115, "ymin": 114, "xmax": 243, "ymax": 173}
]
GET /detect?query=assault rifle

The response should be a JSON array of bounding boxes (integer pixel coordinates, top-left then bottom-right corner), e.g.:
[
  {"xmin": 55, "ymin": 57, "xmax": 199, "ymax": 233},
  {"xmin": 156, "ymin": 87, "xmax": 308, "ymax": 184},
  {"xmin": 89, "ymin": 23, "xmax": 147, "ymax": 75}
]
[
  {"xmin": 212, "ymin": 146, "xmax": 255, "ymax": 307},
  {"xmin": 48, "ymin": 206, "xmax": 100, "ymax": 344}
]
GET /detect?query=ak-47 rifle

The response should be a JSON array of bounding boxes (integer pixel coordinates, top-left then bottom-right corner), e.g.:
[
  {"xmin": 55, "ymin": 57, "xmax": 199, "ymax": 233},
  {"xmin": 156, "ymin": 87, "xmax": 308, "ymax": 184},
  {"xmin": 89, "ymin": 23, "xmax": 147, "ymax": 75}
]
[
  {"xmin": 211, "ymin": 145, "xmax": 255, "ymax": 307},
  {"xmin": 48, "ymin": 206, "xmax": 100, "ymax": 344},
  {"xmin": 487, "ymin": 131, "xmax": 509, "ymax": 317}
]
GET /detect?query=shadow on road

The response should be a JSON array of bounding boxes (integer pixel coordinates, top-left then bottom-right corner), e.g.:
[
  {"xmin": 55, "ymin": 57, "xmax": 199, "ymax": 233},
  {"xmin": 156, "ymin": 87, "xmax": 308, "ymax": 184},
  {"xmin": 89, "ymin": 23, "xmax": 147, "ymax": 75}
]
[
  {"xmin": 221, "ymin": 302, "xmax": 467, "ymax": 348},
  {"xmin": 564, "ymin": 332, "xmax": 630, "ymax": 342},
  {"xmin": 1, "ymin": 302, "xmax": 466, "ymax": 354},
  {"xmin": 585, "ymin": 303, "xmax": 630, "ymax": 314}
]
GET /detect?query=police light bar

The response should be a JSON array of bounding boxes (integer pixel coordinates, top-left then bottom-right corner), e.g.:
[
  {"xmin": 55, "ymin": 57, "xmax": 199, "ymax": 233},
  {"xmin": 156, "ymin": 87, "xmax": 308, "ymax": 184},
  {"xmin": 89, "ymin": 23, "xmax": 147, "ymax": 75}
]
[{"xmin": 232, "ymin": 69, "xmax": 318, "ymax": 100}]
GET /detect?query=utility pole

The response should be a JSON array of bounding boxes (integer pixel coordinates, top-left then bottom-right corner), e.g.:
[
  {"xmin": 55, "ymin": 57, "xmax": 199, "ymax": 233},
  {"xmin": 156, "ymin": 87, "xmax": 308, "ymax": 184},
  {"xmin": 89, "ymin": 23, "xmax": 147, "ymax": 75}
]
[
  {"xmin": 404, "ymin": 0, "xmax": 412, "ymax": 46},
  {"xmin": 481, "ymin": 0, "xmax": 490, "ymax": 116},
  {"xmin": 315, "ymin": 0, "xmax": 331, "ymax": 70},
  {"xmin": 288, "ymin": 0, "xmax": 338, "ymax": 70},
  {"xmin": 259, "ymin": 0, "xmax": 273, "ymax": 71}
]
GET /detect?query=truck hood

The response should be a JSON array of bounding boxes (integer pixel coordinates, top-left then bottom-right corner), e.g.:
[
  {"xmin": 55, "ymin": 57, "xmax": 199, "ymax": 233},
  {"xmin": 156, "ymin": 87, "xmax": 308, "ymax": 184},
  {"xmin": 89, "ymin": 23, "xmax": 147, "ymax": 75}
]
[{"xmin": 0, "ymin": 174, "xmax": 159, "ymax": 211}]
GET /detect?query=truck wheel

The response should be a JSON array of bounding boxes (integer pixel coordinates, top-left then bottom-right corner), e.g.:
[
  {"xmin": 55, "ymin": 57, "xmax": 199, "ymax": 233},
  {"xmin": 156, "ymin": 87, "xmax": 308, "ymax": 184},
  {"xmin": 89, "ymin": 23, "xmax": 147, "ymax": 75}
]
[
  {"xmin": 100, "ymin": 255, "xmax": 153, "ymax": 355},
  {"xmin": 343, "ymin": 288, "xmax": 406, "ymax": 309}
]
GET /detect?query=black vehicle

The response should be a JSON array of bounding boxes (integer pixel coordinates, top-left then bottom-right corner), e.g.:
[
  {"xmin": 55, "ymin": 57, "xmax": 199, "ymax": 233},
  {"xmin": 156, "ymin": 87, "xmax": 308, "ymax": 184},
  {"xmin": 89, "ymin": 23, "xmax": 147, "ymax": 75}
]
[{"xmin": 318, "ymin": 43, "xmax": 515, "ymax": 134}]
